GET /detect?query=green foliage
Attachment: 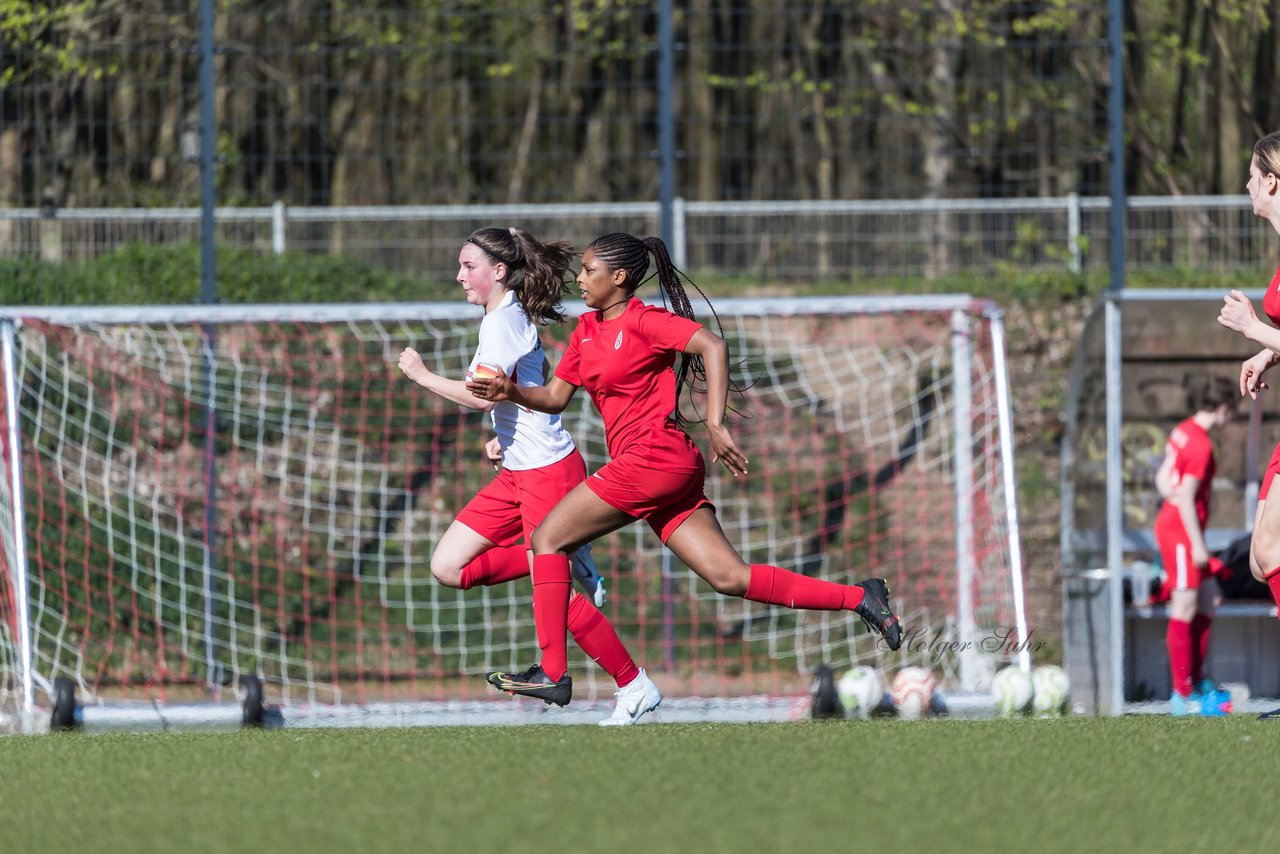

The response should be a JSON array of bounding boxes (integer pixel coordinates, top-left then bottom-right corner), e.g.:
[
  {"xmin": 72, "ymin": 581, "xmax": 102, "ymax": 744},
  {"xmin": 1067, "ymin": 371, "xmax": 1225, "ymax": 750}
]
[
  {"xmin": 0, "ymin": 1, "xmax": 104, "ymax": 85},
  {"xmin": 0, "ymin": 243, "xmax": 457, "ymax": 306}
]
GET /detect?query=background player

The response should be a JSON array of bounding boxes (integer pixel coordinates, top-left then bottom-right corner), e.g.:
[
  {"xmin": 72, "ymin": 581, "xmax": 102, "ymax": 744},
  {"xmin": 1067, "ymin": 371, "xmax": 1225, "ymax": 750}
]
[{"xmin": 1153, "ymin": 374, "xmax": 1235, "ymax": 716}]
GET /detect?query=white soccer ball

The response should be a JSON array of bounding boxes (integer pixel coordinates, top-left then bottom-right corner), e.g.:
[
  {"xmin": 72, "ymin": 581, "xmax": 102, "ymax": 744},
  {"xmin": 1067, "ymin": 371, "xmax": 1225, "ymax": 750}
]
[
  {"xmin": 992, "ymin": 666, "xmax": 1034, "ymax": 717},
  {"xmin": 890, "ymin": 667, "xmax": 936, "ymax": 720},
  {"xmin": 836, "ymin": 666, "xmax": 885, "ymax": 720},
  {"xmin": 1031, "ymin": 665, "xmax": 1071, "ymax": 717}
]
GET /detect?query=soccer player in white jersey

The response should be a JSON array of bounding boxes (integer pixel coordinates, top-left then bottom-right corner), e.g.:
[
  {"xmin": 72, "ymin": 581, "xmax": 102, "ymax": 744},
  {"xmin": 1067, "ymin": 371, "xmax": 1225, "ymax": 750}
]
[{"xmin": 396, "ymin": 226, "xmax": 661, "ymax": 724}]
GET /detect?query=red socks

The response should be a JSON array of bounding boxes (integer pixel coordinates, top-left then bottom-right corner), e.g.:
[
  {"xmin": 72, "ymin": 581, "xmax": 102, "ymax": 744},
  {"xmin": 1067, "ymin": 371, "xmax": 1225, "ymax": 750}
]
[
  {"xmin": 567, "ymin": 594, "xmax": 639, "ymax": 688},
  {"xmin": 532, "ymin": 553, "xmax": 571, "ymax": 681},
  {"xmin": 744, "ymin": 564, "xmax": 865, "ymax": 611},
  {"xmin": 1189, "ymin": 613, "xmax": 1213, "ymax": 684},
  {"xmin": 1166, "ymin": 618, "xmax": 1193, "ymax": 697},
  {"xmin": 458, "ymin": 545, "xmax": 531, "ymax": 589},
  {"xmin": 462, "ymin": 548, "xmax": 636, "ymax": 688}
]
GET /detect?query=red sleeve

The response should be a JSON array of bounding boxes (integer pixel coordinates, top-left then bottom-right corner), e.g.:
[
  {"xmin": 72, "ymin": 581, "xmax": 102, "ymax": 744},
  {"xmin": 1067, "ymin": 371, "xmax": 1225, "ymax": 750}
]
[
  {"xmin": 554, "ymin": 319, "xmax": 584, "ymax": 386},
  {"xmin": 1178, "ymin": 432, "xmax": 1213, "ymax": 481},
  {"xmin": 637, "ymin": 306, "xmax": 702, "ymax": 352}
]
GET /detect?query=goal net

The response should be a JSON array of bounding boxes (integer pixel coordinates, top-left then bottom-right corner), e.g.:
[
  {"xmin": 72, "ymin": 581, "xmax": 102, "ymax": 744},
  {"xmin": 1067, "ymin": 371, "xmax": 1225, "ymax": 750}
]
[{"xmin": 0, "ymin": 296, "xmax": 1026, "ymax": 726}]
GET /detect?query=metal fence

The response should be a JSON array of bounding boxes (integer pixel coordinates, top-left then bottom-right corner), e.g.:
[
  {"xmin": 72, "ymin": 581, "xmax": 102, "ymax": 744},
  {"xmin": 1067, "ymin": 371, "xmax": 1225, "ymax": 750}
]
[
  {"xmin": 4, "ymin": 3, "xmax": 1108, "ymax": 210},
  {"xmin": 0, "ymin": 195, "xmax": 1272, "ymax": 282}
]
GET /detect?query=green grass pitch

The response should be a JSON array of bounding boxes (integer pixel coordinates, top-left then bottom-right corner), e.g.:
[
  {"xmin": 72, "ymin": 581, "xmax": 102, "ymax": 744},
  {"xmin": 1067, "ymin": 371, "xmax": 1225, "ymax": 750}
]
[{"xmin": 0, "ymin": 716, "xmax": 1274, "ymax": 852}]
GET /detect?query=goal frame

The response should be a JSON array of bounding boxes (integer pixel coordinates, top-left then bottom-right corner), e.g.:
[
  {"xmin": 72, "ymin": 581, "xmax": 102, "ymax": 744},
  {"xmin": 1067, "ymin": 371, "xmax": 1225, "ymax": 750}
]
[{"xmin": 1, "ymin": 295, "xmax": 1028, "ymax": 730}]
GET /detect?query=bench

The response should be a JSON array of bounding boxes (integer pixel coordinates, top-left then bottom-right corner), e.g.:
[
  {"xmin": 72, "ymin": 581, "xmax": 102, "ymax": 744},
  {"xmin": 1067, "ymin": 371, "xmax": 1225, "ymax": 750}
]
[{"xmin": 1126, "ymin": 598, "xmax": 1280, "ymax": 700}]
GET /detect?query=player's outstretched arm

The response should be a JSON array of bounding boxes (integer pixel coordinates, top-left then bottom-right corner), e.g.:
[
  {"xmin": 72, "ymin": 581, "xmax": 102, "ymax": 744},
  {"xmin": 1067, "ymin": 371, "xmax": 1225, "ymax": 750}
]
[
  {"xmin": 397, "ymin": 347, "xmax": 495, "ymax": 412},
  {"xmin": 466, "ymin": 368, "xmax": 577, "ymax": 414},
  {"xmin": 683, "ymin": 328, "xmax": 748, "ymax": 477}
]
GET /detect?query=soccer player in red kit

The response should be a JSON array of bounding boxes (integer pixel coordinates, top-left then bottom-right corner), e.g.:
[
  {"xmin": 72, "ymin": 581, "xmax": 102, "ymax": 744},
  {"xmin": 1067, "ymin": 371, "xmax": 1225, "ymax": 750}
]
[
  {"xmin": 1153, "ymin": 375, "xmax": 1235, "ymax": 716},
  {"xmin": 397, "ymin": 226, "xmax": 661, "ymax": 725},
  {"xmin": 1219, "ymin": 129, "xmax": 1280, "ymax": 718},
  {"xmin": 468, "ymin": 232, "xmax": 902, "ymax": 705}
]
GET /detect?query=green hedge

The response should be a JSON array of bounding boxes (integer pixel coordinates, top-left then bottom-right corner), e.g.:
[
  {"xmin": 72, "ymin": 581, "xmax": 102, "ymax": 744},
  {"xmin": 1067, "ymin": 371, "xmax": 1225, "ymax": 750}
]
[
  {"xmin": 0, "ymin": 244, "xmax": 457, "ymax": 305},
  {"xmin": 3, "ymin": 242, "xmax": 1269, "ymax": 308}
]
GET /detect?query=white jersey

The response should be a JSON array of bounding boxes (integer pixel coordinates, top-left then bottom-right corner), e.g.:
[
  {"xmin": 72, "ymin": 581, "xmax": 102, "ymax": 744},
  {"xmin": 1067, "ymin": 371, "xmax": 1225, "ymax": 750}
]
[{"xmin": 466, "ymin": 291, "xmax": 576, "ymax": 471}]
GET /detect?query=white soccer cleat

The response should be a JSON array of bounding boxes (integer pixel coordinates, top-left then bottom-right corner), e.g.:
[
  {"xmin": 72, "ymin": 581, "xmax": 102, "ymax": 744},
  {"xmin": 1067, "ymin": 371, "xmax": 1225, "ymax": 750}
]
[
  {"xmin": 598, "ymin": 668, "xmax": 663, "ymax": 726},
  {"xmin": 571, "ymin": 543, "xmax": 606, "ymax": 608}
]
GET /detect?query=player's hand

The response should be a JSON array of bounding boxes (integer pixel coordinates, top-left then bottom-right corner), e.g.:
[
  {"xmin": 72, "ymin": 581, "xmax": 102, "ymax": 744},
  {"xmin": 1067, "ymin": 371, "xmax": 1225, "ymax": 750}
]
[
  {"xmin": 466, "ymin": 367, "xmax": 513, "ymax": 402},
  {"xmin": 1219, "ymin": 290, "xmax": 1259, "ymax": 335},
  {"xmin": 485, "ymin": 436, "xmax": 502, "ymax": 472},
  {"xmin": 1240, "ymin": 349, "xmax": 1273, "ymax": 399},
  {"xmin": 707, "ymin": 423, "xmax": 749, "ymax": 477},
  {"xmin": 1192, "ymin": 542, "xmax": 1210, "ymax": 570},
  {"xmin": 396, "ymin": 347, "xmax": 431, "ymax": 384}
]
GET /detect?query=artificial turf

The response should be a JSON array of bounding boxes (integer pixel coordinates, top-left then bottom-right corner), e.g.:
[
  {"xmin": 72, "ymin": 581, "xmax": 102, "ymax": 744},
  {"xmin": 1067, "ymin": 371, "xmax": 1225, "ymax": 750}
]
[{"xmin": 0, "ymin": 716, "xmax": 1273, "ymax": 853}]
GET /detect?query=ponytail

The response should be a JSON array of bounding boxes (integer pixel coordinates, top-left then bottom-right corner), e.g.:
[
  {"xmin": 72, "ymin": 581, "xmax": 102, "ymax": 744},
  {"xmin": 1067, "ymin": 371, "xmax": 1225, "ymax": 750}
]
[{"xmin": 465, "ymin": 226, "xmax": 575, "ymax": 325}]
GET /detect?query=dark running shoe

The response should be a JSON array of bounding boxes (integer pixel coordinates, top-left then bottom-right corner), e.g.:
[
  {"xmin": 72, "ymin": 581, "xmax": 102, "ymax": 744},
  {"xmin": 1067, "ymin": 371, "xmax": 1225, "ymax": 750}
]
[
  {"xmin": 1259, "ymin": 706, "xmax": 1280, "ymax": 720},
  {"xmin": 485, "ymin": 663, "xmax": 573, "ymax": 707},
  {"xmin": 810, "ymin": 663, "xmax": 843, "ymax": 720},
  {"xmin": 854, "ymin": 578, "xmax": 903, "ymax": 651}
]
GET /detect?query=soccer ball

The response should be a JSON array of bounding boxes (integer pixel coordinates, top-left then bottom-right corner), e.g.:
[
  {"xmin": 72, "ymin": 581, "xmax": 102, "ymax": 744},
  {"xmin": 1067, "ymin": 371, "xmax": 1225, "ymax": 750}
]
[
  {"xmin": 1031, "ymin": 665, "xmax": 1071, "ymax": 717},
  {"xmin": 890, "ymin": 667, "xmax": 936, "ymax": 720},
  {"xmin": 836, "ymin": 666, "xmax": 885, "ymax": 720},
  {"xmin": 992, "ymin": 666, "xmax": 1034, "ymax": 717}
]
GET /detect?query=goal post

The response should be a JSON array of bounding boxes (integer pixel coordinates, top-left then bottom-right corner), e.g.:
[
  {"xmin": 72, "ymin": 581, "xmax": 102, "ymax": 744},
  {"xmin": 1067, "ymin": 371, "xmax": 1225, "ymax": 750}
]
[{"xmin": 0, "ymin": 296, "xmax": 1027, "ymax": 728}]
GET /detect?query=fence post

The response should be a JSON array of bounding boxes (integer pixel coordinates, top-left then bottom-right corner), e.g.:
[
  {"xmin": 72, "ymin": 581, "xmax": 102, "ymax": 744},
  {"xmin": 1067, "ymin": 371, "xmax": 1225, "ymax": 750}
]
[
  {"xmin": 1067, "ymin": 192, "xmax": 1081, "ymax": 274},
  {"xmin": 272, "ymin": 201, "xmax": 286, "ymax": 255},
  {"xmin": 673, "ymin": 196, "xmax": 687, "ymax": 270}
]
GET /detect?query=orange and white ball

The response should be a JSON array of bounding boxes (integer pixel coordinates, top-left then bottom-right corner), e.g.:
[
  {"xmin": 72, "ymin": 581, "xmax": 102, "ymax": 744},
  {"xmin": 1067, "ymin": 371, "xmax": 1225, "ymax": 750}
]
[{"xmin": 890, "ymin": 667, "xmax": 936, "ymax": 720}]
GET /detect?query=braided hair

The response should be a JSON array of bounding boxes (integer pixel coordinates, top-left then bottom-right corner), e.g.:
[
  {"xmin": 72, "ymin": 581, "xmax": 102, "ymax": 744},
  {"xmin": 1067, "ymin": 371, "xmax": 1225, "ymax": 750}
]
[
  {"xmin": 466, "ymin": 226, "xmax": 575, "ymax": 325},
  {"xmin": 585, "ymin": 232, "xmax": 748, "ymax": 427}
]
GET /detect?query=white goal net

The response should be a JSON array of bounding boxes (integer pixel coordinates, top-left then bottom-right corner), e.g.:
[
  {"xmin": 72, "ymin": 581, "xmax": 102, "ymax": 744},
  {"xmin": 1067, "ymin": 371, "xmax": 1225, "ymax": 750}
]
[{"xmin": 0, "ymin": 296, "xmax": 1027, "ymax": 728}]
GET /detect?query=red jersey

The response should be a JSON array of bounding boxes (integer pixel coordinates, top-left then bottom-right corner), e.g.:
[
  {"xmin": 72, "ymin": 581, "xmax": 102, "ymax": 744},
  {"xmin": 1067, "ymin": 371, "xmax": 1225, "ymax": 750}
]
[
  {"xmin": 1159, "ymin": 416, "xmax": 1214, "ymax": 528},
  {"xmin": 555, "ymin": 299, "xmax": 702, "ymax": 458},
  {"xmin": 1264, "ymin": 263, "xmax": 1280, "ymax": 325}
]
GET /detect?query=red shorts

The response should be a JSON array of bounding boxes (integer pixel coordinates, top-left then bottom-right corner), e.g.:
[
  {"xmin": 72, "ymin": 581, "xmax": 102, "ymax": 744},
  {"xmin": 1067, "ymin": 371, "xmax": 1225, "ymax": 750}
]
[
  {"xmin": 1261, "ymin": 440, "xmax": 1280, "ymax": 501},
  {"xmin": 455, "ymin": 450, "xmax": 587, "ymax": 545},
  {"xmin": 586, "ymin": 426, "xmax": 714, "ymax": 543},
  {"xmin": 1154, "ymin": 505, "xmax": 1227, "ymax": 597}
]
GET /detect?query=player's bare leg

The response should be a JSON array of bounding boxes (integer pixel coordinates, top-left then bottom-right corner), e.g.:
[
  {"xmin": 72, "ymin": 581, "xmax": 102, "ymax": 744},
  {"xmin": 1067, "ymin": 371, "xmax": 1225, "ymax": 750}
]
[{"xmin": 429, "ymin": 520, "xmax": 498, "ymax": 587}]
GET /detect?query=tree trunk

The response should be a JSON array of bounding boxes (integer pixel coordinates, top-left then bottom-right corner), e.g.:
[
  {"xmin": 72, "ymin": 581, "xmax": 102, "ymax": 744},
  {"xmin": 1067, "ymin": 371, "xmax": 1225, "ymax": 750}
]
[{"xmin": 922, "ymin": 0, "xmax": 958, "ymax": 279}]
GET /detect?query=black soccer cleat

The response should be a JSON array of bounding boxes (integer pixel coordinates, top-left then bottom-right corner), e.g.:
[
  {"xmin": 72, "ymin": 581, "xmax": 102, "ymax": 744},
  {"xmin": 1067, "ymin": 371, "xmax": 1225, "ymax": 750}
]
[
  {"xmin": 1259, "ymin": 706, "xmax": 1280, "ymax": 720},
  {"xmin": 854, "ymin": 578, "xmax": 903, "ymax": 651},
  {"xmin": 485, "ymin": 663, "xmax": 573, "ymax": 707}
]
